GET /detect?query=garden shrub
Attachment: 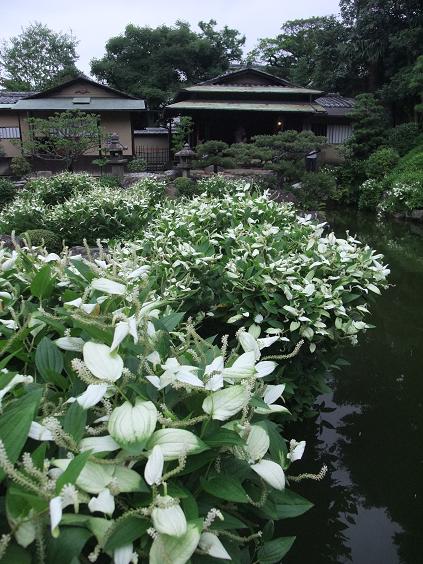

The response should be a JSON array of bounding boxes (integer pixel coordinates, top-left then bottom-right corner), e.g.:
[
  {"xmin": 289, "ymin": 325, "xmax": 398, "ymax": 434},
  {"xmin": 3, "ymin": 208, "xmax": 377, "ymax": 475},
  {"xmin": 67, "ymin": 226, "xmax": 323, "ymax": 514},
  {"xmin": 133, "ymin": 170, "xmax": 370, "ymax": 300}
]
[
  {"xmin": 293, "ymin": 170, "xmax": 337, "ymax": 210},
  {"xmin": 10, "ymin": 155, "xmax": 31, "ymax": 178},
  {"xmin": 127, "ymin": 157, "xmax": 147, "ymax": 172},
  {"xmin": 386, "ymin": 122, "xmax": 423, "ymax": 156},
  {"xmin": 378, "ymin": 170, "xmax": 423, "ymax": 213},
  {"xmin": 20, "ymin": 228, "xmax": 62, "ymax": 251},
  {"xmin": 26, "ymin": 172, "xmax": 95, "ymax": 205},
  {"xmin": 253, "ymin": 130, "xmax": 327, "ymax": 182},
  {"xmin": 226, "ymin": 143, "xmax": 273, "ymax": 168},
  {"xmin": 393, "ymin": 145, "xmax": 423, "ymax": 174},
  {"xmin": 194, "ymin": 140, "xmax": 231, "ymax": 170},
  {"xmin": 0, "ymin": 245, "xmax": 315, "ymax": 563},
  {"xmin": 0, "ymin": 175, "xmax": 164, "ymax": 245},
  {"xmin": 122, "ymin": 185, "xmax": 389, "ymax": 351},
  {"xmin": 97, "ymin": 174, "xmax": 122, "ymax": 189},
  {"xmin": 0, "ymin": 178, "xmax": 16, "ymax": 210},
  {"xmin": 358, "ymin": 178, "xmax": 386, "ymax": 210},
  {"xmin": 365, "ymin": 147, "xmax": 400, "ymax": 180},
  {"xmin": 173, "ymin": 177, "xmax": 198, "ymax": 197},
  {"xmin": 42, "ymin": 184, "xmax": 155, "ymax": 244}
]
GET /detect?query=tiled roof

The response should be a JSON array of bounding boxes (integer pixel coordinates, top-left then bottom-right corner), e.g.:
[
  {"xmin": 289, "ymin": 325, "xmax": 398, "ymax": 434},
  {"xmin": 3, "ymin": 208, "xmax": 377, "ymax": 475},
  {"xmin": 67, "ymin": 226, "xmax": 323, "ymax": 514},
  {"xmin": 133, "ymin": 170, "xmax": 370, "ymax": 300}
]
[
  {"xmin": 134, "ymin": 127, "xmax": 168, "ymax": 135},
  {"xmin": 0, "ymin": 91, "xmax": 36, "ymax": 104},
  {"xmin": 315, "ymin": 95, "xmax": 355, "ymax": 108}
]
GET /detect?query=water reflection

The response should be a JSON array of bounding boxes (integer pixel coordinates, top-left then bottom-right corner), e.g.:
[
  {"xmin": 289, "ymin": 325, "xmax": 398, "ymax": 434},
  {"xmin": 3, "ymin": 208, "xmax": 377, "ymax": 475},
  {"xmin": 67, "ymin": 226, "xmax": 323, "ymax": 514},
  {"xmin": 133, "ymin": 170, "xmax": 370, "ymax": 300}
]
[{"xmin": 285, "ymin": 212, "xmax": 423, "ymax": 564}]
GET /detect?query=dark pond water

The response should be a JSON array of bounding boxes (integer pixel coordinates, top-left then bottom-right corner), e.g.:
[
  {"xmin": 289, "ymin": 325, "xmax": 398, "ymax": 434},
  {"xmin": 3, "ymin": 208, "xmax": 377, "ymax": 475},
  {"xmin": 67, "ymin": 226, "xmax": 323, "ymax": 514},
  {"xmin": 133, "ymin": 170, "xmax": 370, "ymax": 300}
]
[{"xmin": 284, "ymin": 211, "xmax": 423, "ymax": 564}]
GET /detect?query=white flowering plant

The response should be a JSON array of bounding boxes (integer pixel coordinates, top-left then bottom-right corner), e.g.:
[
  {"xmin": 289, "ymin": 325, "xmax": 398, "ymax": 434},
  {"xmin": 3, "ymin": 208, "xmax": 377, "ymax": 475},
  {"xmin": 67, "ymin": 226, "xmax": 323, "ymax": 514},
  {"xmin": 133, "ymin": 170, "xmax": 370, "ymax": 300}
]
[
  {"xmin": 0, "ymin": 245, "xmax": 319, "ymax": 563},
  {"xmin": 112, "ymin": 184, "xmax": 389, "ymax": 357},
  {"xmin": 0, "ymin": 176, "xmax": 165, "ymax": 244}
]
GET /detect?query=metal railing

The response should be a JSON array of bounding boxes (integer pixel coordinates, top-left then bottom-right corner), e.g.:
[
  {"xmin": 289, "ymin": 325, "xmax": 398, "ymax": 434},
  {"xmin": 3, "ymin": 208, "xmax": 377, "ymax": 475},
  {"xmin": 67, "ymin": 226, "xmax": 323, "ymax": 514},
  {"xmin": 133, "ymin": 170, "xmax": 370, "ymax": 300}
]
[{"xmin": 134, "ymin": 146, "xmax": 170, "ymax": 170}]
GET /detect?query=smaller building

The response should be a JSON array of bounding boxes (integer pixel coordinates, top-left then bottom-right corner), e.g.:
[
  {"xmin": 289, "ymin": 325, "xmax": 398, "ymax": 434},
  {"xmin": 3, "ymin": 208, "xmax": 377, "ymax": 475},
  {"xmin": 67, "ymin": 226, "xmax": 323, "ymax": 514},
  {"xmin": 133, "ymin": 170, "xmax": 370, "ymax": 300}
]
[
  {"xmin": 165, "ymin": 68, "xmax": 355, "ymax": 159},
  {"xmin": 0, "ymin": 76, "xmax": 147, "ymax": 174}
]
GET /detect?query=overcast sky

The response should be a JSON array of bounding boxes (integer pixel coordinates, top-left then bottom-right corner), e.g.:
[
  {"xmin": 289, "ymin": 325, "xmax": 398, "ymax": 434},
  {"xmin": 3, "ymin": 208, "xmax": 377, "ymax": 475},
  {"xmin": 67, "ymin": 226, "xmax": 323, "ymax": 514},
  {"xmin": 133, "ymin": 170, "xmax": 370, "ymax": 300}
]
[{"xmin": 2, "ymin": 0, "xmax": 341, "ymax": 74}]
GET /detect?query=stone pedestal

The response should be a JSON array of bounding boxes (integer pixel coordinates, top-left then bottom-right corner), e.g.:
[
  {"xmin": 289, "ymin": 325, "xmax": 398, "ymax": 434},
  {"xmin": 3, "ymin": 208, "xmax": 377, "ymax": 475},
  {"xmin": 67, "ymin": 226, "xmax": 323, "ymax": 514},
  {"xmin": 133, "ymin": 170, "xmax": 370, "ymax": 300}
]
[{"xmin": 108, "ymin": 159, "xmax": 127, "ymax": 178}]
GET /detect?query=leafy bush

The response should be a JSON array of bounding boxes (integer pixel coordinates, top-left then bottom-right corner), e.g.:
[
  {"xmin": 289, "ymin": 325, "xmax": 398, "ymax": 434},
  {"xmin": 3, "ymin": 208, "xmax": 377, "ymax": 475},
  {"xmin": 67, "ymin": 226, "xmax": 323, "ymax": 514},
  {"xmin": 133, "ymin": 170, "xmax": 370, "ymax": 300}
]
[
  {"xmin": 20, "ymin": 228, "xmax": 62, "ymax": 251},
  {"xmin": 10, "ymin": 155, "xmax": 31, "ymax": 178},
  {"xmin": 293, "ymin": 170, "xmax": 338, "ymax": 210},
  {"xmin": 97, "ymin": 174, "xmax": 122, "ymax": 189},
  {"xmin": 253, "ymin": 130, "xmax": 326, "ymax": 181},
  {"xmin": 0, "ymin": 176, "xmax": 162, "ymax": 244},
  {"xmin": 26, "ymin": 172, "xmax": 94, "ymax": 205},
  {"xmin": 0, "ymin": 178, "xmax": 16, "ymax": 210},
  {"xmin": 393, "ymin": 145, "xmax": 423, "ymax": 174},
  {"xmin": 127, "ymin": 157, "xmax": 147, "ymax": 172},
  {"xmin": 226, "ymin": 143, "xmax": 273, "ymax": 168},
  {"xmin": 42, "ymin": 184, "xmax": 155, "ymax": 244},
  {"xmin": 358, "ymin": 178, "xmax": 386, "ymax": 210},
  {"xmin": 0, "ymin": 246, "xmax": 314, "ymax": 563},
  {"xmin": 121, "ymin": 183, "xmax": 389, "ymax": 351},
  {"xmin": 365, "ymin": 147, "xmax": 400, "ymax": 180},
  {"xmin": 173, "ymin": 177, "xmax": 198, "ymax": 197},
  {"xmin": 379, "ymin": 170, "xmax": 423, "ymax": 213},
  {"xmin": 386, "ymin": 122, "xmax": 423, "ymax": 156},
  {"xmin": 194, "ymin": 140, "xmax": 231, "ymax": 170}
]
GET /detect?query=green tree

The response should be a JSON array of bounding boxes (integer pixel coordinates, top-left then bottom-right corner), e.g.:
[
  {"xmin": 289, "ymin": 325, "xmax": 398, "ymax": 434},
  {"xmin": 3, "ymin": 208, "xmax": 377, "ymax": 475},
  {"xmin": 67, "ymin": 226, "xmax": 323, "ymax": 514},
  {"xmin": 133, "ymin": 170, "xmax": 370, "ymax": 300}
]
[
  {"xmin": 20, "ymin": 110, "xmax": 102, "ymax": 171},
  {"xmin": 340, "ymin": 0, "xmax": 423, "ymax": 117},
  {"xmin": 171, "ymin": 116, "xmax": 194, "ymax": 152},
  {"xmin": 91, "ymin": 20, "xmax": 245, "ymax": 108},
  {"xmin": 345, "ymin": 93, "xmax": 389, "ymax": 159},
  {"xmin": 249, "ymin": 17, "xmax": 359, "ymax": 93},
  {"xmin": 0, "ymin": 22, "xmax": 80, "ymax": 91}
]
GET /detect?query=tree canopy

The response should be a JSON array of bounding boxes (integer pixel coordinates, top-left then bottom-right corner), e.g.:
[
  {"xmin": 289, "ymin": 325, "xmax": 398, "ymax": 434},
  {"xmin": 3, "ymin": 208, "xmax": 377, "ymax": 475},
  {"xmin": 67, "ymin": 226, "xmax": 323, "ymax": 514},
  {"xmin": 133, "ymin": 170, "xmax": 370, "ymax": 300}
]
[
  {"xmin": 90, "ymin": 20, "xmax": 245, "ymax": 108},
  {"xmin": 250, "ymin": 0, "xmax": 423, "ymax": 121},
  {"xmin": 0, "ymin": 22, "xmax": 80, "ymax": 91}
]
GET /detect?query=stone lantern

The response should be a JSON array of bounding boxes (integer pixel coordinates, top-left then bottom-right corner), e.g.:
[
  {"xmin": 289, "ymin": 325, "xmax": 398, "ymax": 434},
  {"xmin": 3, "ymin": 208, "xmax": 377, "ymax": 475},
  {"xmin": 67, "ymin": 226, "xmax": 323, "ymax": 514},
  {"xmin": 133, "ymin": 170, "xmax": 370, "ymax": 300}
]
[
  {"xmin": 305, "ymin": 149, "xmax": 319, "ymax": 172},
  {"xmin": 175, "ymin": 143, "xmax": 196, "ymax": 178},
  {"xmin": 106, "ymin": 132, "xmax": 128, "ymax": 178}
]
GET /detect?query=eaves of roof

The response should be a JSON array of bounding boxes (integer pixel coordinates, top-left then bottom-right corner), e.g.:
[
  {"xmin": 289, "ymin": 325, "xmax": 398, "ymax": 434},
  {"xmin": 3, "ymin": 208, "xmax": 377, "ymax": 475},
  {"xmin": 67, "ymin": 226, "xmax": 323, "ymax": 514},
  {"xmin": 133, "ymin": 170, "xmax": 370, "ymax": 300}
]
[
  {"xmin": 13, "ymin": 98, "xmax": 146, "ymax": 111},
  {"xmin": 166, "ymin": 100, "xmax": 327, "ymax": 113},
  {"xmin": 185, "ymin": 85, "xmax": 323, "ymax": 95}
]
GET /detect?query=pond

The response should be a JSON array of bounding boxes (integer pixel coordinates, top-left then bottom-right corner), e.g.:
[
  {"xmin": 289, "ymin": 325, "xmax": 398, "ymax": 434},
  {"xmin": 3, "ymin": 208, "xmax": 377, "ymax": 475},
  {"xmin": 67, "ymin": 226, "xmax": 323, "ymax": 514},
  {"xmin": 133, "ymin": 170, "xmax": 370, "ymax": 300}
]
[{"xmin": 284, "ymin": 211, "xmax": 423, "ymax": 564}]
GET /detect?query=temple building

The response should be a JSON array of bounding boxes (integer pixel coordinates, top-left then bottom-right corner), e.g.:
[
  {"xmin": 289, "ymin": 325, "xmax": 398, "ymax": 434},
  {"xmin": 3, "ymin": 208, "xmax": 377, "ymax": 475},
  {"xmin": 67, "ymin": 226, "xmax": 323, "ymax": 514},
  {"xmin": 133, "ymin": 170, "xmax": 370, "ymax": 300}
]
[{"xmin": 165, "ymin": 68, "xmax": 354, "ymax": 154}]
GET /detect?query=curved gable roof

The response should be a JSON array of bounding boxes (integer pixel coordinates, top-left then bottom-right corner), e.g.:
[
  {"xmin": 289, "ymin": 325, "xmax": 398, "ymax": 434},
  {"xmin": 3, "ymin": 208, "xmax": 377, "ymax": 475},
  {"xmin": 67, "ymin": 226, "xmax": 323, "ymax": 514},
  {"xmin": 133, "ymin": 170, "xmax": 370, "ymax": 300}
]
[
  {"xmin": 198, "ymin": 68, "xmax": 294, "ymax": 87},
  {"xmin": 25, "ymin": 75, "xmax": 139, "ymax": 100}
]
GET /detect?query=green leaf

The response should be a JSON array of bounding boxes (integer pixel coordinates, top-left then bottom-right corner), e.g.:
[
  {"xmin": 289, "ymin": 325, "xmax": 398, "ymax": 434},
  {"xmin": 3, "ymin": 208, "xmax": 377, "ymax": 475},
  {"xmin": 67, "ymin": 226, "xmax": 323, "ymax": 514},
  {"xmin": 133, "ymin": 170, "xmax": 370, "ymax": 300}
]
[
  {"xmin": 210, "ymin": 510, "xmax": 247, "ymax": 531},
  {"xmin": 261, "ymin": 489, "xmax": 313, "ymax": 520},
  {"xmin": 46, "ymin": 526, "xmax": 91, "ymax": 564},
  {"xmin": 63, "ymin": 402, "xmax": 87, "ymax": 443},
  {"xmin": 257, "ymin": 536, "xmax": 296, "ymax": 563},
  {"xmin": 32, "ymin": 443, "xmax": 48, "ymax": 469},
  {"xmin": 35, "ymin": 337, "xmax": 64, "ymax": 381},
  {"xmin": 201, "ymin": 475, "xmax": 249, "ymax": 503},
  {"xmin": 153, "ymin": 312, "xmax": 185, "ymax": 333},
  {"xmin": 55, "ymin": 451, "xmax": 91, "ymax": 494},
  {"xmin": 204, "ymin": 429, "xmax": 246, "ymax": 448},
  {"xmin": 2, "ymin": 543, "xmax": 31, "ymax": 564},
  {"xmin": 181, "ymin": 494, "xmax": 199, "ymax": 520},
  {"xmin": 30, "ymin": 264, "xmax": 56, "ymax": 298},
  {"xmin": 104, "ymin": 516, "xmax": 149, "ymax": 551},
  {"xmin": 0, "ymin": 388, "xmax": 42, "ymax": 482}
]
